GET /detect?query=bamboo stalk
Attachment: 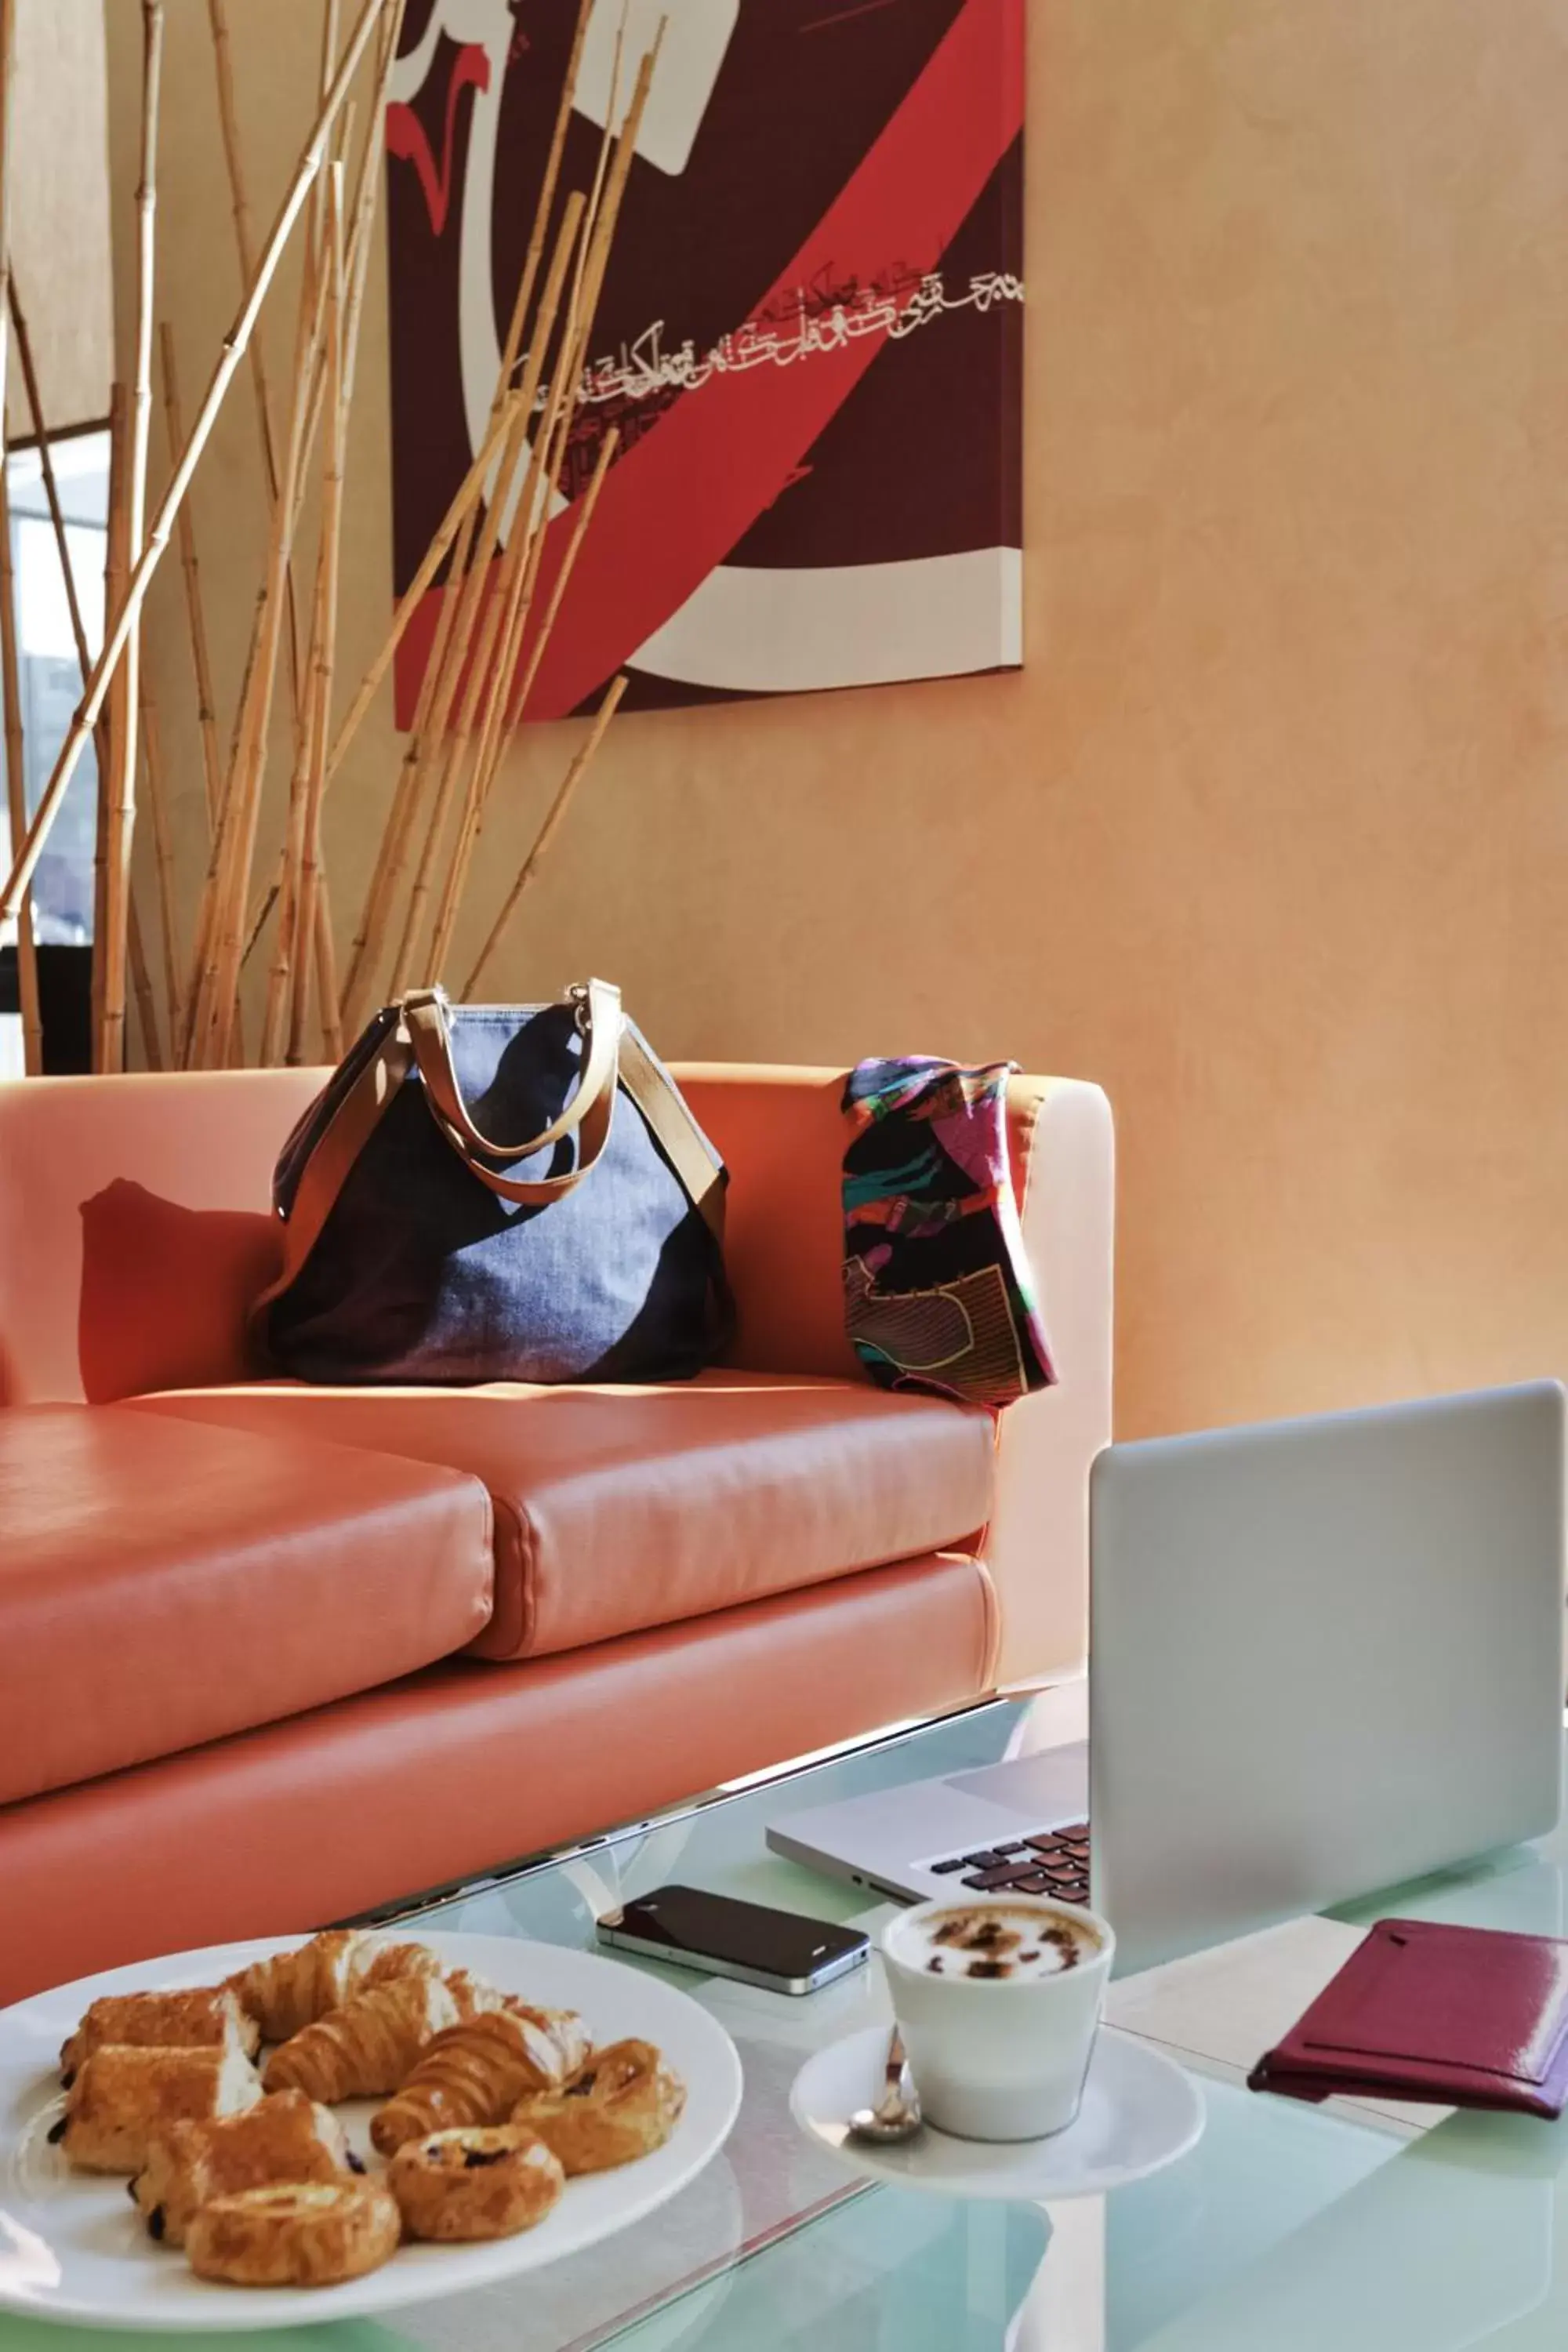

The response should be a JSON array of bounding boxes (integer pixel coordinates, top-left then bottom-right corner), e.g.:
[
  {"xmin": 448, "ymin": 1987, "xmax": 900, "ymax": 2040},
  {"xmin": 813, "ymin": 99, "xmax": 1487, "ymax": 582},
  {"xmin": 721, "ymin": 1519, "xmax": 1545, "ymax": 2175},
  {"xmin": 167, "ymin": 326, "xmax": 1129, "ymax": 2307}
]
[
  {"xmin": 157, "ymin": 323, "xmax": 223, "ymax": 830},
  {"xmin": 462, "ymin": 676, "xmax": 628, "ymax": 1000},
  {"xmin": 0, "ymin": 0, "xmax": 16, "ymax": 463},
  {"xmin": 288, "ymin": 177, "xmax": 347, "ymax": 1066},
  {"xmin": 0, "ymin": 461, "xmax": 39, "ymax": 1073},
  {"xmin": 334, "ymin": 0, "xmax": 590, "ymax": 1025},
  {"xmin": 14, "ymin": 306, "xmax": 163, "ymax": 1088},
  {"xmin": 260, "ymin": 584, "xmax": 319, "ymax": 1062},
  {"xmin": 422, "ymin": 469, "xmax": 545, "ymax": 982},
  {"xmin": 0, "ymin": 0, "xmax": 385, "ymax": 931},
  {"xmin": 437, "ymin": 423, "xmax": 620, "ymax": 983},
  {"xmin": 334, "ymin": 0, "xmax": 405, "ymax": 437},
  {"xmin": 207, "ymin": 0, "xmax": 280, "ymax": 506},
  {"xmin": 93, "ymin": 386, "xmax": 127, "ymax": 1063},
  {"xmin": 426, "ymin": 287, "xmax": 616, "ymax": 988},
  {"xmin": 387, "ymin": 196, "xmax": 588, "ymax": 996},
  {"xmin": 10, "ymin": 279, "xmax": 126, "ymax": 825},
  {"xmin": 204, "ymin": 178, "xmax": 333, "ymax": 1047},
  {"xmin": 322, "ymin": 391, "xmax": 523, "ymax": 793},
  {"xmin": 383, "ymin": 407, "xmax": 534, "ymax": 996},
  {"xmin": 192, "ymin": 183, "xmax": 336, "ymax": 1069},
  {"xmin": 263, "ymin": 168, "xmax": 342, "ymax": 1066},
  {"xmin": 128, "ymin": 7, "xmax": 162, "ymax": 565},
  {"xmin": 313, "ymin": 879, "xmax": 342, "ymax": 1059},
  {"xmin": 418, "ymin": 374, "xmax": 599, "ymax": 985},
  {"xmin": 261, "ymin": 438, "xmax": 330, "ymax": 1059},
  {"xmin": 127, "ymin": 894, "xmax": 162, "ymax": 1069},
  {"xmin": 229, "ymin": 1, "xmax": 400, "ymax": 1008},
  {"xmin": 99, "ymin": 0, "xmax": 165, "ymax": 1076},
  {"xmin": 318, "ymin": 0, "xmax": 341, "ymax": 89},
  {"xmin": 280, "ymin": 0, "xmax": 352, "ymax": 565},
  {"xmin": 426, "ymin": 36, "xmax": 659, "ymax": 985},
  {"xmin": 0, "ymin": 0, "xmax": 34, "ymax": 1075},
  {"xmin": 9, "ymin": 296, "xmax": 91, "ymax": 682},
  {"xmin": 140, "ymin": 682, "xmax": 183, "ymax": 1044},
  {"xmin": 497, "ymin": 0, "xmax": 596, "ymax": 411},
  {"xmin": 405, "ymin": 0, "xmax": 592, "ymax": 705}
]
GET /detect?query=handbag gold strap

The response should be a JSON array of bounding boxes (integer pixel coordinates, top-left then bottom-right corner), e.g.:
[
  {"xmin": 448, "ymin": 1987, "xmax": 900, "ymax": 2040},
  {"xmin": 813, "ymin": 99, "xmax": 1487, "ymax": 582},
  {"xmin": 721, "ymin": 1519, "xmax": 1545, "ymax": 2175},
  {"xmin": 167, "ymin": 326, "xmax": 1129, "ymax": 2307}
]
[
  {"xmin": 617, "ymin": 1024, "xmax": 726, "ymax": 1246},
  {"xmin": 404, "ymin": 980, "xmax": 622, "ymax": 1207}
]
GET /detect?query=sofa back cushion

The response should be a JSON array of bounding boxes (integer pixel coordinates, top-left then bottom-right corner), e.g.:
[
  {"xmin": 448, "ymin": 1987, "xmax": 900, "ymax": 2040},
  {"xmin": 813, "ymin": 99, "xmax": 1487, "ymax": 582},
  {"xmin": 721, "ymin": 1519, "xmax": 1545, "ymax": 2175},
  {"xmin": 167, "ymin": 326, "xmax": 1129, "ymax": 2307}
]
[
  {"xmin": 673, "ymin": 1066, "xmax": 862, "ymax": 1381},
  {"xmin": 0, "ymin": 1062, "xmax": 1032, "ymax": 1402},
  {"xmin": 0, "ymin": 1071, "xmax": 320, "ymax": 1402}
]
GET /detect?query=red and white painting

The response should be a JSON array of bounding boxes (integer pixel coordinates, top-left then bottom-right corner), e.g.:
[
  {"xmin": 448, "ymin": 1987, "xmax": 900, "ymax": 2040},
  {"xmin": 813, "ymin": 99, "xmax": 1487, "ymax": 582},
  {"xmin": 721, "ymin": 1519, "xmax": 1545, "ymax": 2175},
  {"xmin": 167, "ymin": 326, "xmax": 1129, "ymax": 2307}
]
[{"xmin": 385, "ymin": 0, "xmax": 1024, "ymax": 720}]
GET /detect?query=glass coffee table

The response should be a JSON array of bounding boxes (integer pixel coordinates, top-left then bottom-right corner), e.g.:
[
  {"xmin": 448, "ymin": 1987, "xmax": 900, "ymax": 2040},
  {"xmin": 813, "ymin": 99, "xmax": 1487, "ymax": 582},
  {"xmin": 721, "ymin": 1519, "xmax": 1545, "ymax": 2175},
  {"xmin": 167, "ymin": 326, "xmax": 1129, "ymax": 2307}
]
[{"xmin": 13, "ymin": 1690, "xmax": 1568, "ymax": 2350}]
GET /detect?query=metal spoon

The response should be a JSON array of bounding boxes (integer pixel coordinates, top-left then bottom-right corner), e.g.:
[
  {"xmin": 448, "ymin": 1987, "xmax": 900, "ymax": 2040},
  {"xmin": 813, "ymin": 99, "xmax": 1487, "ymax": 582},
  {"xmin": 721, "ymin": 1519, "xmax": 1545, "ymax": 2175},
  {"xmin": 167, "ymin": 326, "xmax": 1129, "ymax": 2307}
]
[{"xmin": 848, "ymin": 2024, "xmax": 923, "ymax": 2143}]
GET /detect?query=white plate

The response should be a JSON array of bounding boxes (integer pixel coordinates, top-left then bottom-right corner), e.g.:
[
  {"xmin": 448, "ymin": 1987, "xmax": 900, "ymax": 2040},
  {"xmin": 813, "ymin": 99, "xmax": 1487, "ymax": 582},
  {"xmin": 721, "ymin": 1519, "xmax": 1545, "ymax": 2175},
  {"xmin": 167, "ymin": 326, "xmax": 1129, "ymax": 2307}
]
[
  {"xmin": 791, "ymin": 2024, "xmax": 1203, "ymax": 2200},
  {"xmin": 0, "ymin": 1929, "xmax": 742, "ymax": 2332}
]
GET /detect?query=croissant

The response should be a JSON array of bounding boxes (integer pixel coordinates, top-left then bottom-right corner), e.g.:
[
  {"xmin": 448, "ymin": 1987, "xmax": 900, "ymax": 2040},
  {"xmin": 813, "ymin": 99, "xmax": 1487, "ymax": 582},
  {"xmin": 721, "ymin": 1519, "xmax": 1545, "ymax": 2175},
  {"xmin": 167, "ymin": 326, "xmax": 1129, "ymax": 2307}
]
[
  {"xmin": 355, "ymin": 1940, "xmax": 442, "ymax": 1994},
  {"xmin": 370, "ymin": 2005, "xmax": 590, "ymax": 2155},
  {"xmin": 227, "ymin": 1933, "xmax": 441, "ymax": 2042},
  {"xmin": 227, "ymin": 1931, "xmax": 371, "ymax": 2042},
  {"xmin": 262, "ymin": 1969, "xmax": 510, "ymax": 2102},
  {"xmin": 444, "ymin": 1968, "xmax": 512, "ymax": 2021},
  {"xmin": 132, "ymin": 2089, "xmax": 350, "ymax": 2245}
]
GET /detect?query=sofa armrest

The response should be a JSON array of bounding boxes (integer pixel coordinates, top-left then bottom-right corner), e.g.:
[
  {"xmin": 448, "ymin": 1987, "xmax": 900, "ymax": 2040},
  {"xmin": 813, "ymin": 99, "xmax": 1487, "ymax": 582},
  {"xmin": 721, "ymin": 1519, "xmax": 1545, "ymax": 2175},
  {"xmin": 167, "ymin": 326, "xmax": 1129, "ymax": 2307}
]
[
  {"xmin": 991, "ymin": 1076, "xmax": 1115, "ymax": 1684},
  {"xmin": 674, "ymin": 1065, "xmax": 1114, "ymax": 1686}
]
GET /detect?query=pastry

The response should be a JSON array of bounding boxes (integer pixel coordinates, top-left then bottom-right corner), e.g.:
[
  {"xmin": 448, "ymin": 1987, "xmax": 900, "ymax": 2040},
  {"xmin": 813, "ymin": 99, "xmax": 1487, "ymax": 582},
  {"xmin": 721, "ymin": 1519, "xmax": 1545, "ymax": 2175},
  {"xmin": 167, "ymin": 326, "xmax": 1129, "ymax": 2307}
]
[
  {"xmin": 61, "ymin": 1987, "xmax": 259, "ymax": 2082},
  {"xmin": 444, "ymin": 1968, "xmax": 512, "ymax": 2020},
  {"xmin": 263, "ymin": 1972, "xmax": 492, "ymax": 2100},
  {"xmin": 387, "ymin": 2123, "xmax": 564, "ymax": 2242},
  {"xmin": 185, "ymin": 2180, "xmax": 401, "ymax": 2288},
  {"xmin": 56, "ymin": 2042, "xmax": 263, "ymax": 2174},
  {"xmin": 370, "ymin": 2005, "xmax": 590, "ymax": 2155},
  {"xmin": 132, "ymin": 2089, "xmax": 350, "ymax": 2246},
  {"xmin": 354, "ymin": 1940, "xmax": 442, "ymax": 1994},
  {"xmin": 511, "ymin": 2039, "xmax": 685, "ymax": 2174},
  {"xmin": 227, "ymin": 1931, "xmax": 372, "ymax": 2042}
]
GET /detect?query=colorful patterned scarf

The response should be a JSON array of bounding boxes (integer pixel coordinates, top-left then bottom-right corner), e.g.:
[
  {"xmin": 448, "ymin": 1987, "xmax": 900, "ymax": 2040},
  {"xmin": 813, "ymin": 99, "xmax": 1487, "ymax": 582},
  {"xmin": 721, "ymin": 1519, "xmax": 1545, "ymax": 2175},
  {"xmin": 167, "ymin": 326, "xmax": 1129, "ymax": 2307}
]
[{"xmin": 842, "ymin": 1057, "xmax": 1057, "ymax": 1410}]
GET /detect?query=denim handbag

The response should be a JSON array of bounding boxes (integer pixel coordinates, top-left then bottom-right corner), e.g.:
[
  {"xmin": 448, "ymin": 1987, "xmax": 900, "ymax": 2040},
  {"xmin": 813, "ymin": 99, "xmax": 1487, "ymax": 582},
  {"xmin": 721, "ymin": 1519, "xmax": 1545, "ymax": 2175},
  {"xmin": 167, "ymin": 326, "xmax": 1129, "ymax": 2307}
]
[{"xmin": 256, "ymin": 979, "xmax": 731, "ymax": 1385}]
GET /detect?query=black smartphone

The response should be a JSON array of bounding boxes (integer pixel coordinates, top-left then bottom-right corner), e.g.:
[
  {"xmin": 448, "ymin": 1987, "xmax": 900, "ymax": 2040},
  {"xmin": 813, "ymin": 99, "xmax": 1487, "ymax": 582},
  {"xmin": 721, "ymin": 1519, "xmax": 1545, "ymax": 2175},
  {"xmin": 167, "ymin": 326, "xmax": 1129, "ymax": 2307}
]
[{"xmin": 596, "ymin": 1884, "xmax": 871, "ymax": 1994}]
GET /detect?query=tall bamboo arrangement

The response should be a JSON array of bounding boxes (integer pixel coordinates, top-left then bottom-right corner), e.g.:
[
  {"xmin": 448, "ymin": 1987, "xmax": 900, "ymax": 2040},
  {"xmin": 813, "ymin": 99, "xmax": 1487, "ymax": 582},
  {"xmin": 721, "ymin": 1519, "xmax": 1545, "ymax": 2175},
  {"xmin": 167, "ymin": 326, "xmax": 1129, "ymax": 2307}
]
[
  {"xmin": 0, "ymin": 0, "xmax": 645, "ymax": 1073},
  {"xmin": 0, "ymin": 0, "xmax": 387, "ymax": 930}
]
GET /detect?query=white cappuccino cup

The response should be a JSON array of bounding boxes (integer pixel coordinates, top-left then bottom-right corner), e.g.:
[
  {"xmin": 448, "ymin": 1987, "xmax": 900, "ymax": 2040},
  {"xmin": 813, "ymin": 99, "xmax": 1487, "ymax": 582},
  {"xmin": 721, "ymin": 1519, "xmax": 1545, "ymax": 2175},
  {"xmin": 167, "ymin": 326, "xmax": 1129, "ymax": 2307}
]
[{"xmin": 882, "ymin": 1892, "xmax": 1115, "ymax": 2140}]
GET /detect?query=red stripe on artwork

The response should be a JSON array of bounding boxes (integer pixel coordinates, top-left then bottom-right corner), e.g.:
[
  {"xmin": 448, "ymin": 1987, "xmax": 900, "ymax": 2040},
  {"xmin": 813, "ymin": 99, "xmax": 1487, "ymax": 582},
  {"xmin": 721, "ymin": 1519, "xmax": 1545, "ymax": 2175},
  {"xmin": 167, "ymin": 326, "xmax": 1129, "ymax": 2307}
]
[
  {"xmin": 397, "ymin": 0, "xmax": 1025, "ymax": 723},
  {"xmin": 386, "ymin": 43, "xmax": 491, "ymax": 239}
]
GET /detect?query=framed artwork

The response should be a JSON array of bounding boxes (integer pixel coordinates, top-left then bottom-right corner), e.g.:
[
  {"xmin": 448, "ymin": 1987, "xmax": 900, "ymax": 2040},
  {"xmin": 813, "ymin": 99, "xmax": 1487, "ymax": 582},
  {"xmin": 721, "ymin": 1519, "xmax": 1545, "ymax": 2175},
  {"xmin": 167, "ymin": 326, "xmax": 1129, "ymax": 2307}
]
[{"xmin": 386, "ymin": 0, "xmax": 1025, "ymax": 720}]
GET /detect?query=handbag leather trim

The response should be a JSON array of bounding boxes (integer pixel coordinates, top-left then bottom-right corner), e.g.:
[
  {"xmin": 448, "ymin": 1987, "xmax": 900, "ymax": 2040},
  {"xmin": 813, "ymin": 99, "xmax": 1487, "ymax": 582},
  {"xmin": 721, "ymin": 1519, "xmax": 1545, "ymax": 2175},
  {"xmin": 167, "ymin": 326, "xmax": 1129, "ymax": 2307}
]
[{"xmin": 404, "ymin": 979, "xmax": 622, "ymax": 1174}]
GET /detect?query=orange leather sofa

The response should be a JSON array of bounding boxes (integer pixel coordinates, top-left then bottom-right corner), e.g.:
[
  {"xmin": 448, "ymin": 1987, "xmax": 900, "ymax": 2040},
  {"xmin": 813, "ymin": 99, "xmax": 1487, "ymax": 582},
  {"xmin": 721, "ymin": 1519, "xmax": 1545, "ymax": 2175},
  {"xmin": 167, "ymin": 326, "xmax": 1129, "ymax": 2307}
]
[{"xmin": 0, "ymin": 1064, "xmax": 1113, "ymax": 2005}]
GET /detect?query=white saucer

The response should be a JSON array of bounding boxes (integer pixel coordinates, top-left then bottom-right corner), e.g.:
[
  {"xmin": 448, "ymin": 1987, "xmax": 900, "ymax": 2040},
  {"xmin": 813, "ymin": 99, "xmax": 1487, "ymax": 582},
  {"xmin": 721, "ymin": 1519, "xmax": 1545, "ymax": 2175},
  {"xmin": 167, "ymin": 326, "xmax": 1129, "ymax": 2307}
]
[{"xmin": 791, "ymin": 2025, "xmax": 1204, "ymax": 2201}]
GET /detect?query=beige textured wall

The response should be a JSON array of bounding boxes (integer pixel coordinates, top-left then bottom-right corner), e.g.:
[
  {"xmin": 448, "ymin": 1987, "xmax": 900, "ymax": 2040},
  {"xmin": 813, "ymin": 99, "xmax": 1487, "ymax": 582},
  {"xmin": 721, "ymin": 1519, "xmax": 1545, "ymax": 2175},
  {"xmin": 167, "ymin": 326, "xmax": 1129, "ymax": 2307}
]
[
  {"xmin": 107, "ymin": 1, "xmax": 1568, "ymax": 1441},
  {"xmin": 9, "ymin": 0, "xmax": 111, "ymax": 432}
]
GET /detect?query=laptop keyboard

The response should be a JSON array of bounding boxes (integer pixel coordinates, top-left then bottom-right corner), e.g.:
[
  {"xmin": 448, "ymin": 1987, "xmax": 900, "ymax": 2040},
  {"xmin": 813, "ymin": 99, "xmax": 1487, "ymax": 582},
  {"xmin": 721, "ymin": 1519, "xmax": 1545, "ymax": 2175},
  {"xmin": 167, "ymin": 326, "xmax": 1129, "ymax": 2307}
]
[{"xmin": 924, "ymin": 1822, "xmax": 1091, "ymax": 1906}]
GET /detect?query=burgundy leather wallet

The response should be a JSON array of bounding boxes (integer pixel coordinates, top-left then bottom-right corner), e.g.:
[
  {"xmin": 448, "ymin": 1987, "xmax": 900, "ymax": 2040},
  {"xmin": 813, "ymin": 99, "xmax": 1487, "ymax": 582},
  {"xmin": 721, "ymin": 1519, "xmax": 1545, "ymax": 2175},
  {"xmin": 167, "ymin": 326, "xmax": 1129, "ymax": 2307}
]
[{"xmin": 1247, "ymin": 1917, "xmax": 1568, "ymax": 2118}]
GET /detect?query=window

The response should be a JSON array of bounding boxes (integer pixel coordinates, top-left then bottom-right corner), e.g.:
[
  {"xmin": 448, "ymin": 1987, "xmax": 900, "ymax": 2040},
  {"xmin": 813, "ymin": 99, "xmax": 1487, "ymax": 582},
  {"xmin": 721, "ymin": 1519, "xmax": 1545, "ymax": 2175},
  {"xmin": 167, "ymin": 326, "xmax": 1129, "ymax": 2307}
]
[{"xmin": 0, "ymin": 425, "xmax": 109, "ymax": 1076}]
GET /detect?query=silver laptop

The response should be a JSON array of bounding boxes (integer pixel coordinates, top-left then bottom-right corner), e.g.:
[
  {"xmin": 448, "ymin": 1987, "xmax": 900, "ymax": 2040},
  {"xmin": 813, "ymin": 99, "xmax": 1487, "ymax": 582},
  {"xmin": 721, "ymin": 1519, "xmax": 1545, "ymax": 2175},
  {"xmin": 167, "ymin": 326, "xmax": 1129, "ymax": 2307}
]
[{"xmin": 767, "ymin": 1384, "xmax": 1566, "ymax": 1976}]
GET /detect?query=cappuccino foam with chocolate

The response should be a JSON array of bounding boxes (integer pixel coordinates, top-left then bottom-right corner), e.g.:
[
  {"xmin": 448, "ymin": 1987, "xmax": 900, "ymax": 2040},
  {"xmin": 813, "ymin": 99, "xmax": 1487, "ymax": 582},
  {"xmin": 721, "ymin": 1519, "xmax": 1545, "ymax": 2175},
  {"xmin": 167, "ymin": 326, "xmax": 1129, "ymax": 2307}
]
[{"xmin": 895, "ymin": 1903, "xmax": 1102, "ymax": 1983}]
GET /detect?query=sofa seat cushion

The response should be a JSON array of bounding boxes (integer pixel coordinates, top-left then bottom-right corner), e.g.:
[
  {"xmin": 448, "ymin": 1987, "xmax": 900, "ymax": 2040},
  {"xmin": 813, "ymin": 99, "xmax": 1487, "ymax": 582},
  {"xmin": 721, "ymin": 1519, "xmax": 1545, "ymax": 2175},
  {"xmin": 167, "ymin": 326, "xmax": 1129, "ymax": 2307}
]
[
  {"xmin": 0, "ymin": 1406, "xmax": 494, "ymax": 1806},
  {"xmin": 129, "ymin": 1371, "xmax": 996, "ymax": 1663}
]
